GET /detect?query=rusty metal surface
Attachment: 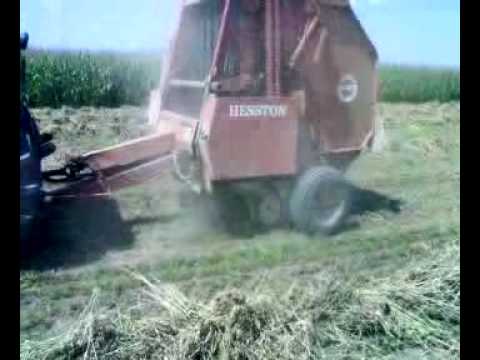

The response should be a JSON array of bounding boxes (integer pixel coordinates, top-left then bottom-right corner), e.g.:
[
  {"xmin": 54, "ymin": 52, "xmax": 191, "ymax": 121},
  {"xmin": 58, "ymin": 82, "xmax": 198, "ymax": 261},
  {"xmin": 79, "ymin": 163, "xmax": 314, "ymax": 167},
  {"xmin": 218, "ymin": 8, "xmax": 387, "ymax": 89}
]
[
  {"xmin": 102, "ymin": 154, "xmax": 174, "ymax": 192},
  {"xmin": 313, "ymin": 0, "xmax": 350, "ymax": 7},
  {"xmin": 273, "ymin": 0, "xmax": 282, "ymax": 95},
  {"xmin": 49, "ymin": 132, "xmax": 178, "ymax": 198},
  {"xmin": 209, "ymin": 0, "xmax": 230, "ymax": 81},
  {"xmin": 301, "ymin": 38, "xmax": 376, "ymax": 152},
  {"xmin": 201, "ymin": 96, "xmax": 299, "ymax": 181},
  {"xmin": 264, "ymin": 0, "xmax": 283, "ymax": 96},
  {"xmin": 289, "ymin": 16, "xmax": 320, "ymax": 69},
  {"xmin": 265, "ymin": 0, "xmax": 274, "ymax": 96},
  {"xmin": 291, "ymin": 2, "xmax": 378, "ymax": 154},
  {"xmin": 52, "ymin": 0, "xmax": 379, "ymax": 200},
  {"xmin": 53, "ymin": 110, "xmax": 196, "ymax": 198},
  {"xmin": 316, "ymin": 5, "xmax": 378, "ymax": 61},
  {"xmin": 48, "ymin": 154, "xmax": 175, "ymax": 198},
  {"xmin": 156, "ymin": 0, "xmax": 378, "ymax": 180},
  {"xmin": 81, "ymin": 133, "xmax": 176, "ymax": 172},
  {"xmin": 155, "ymin": 110, "xmax": 197, "ymax": 151},
  {"xmin": 161, "ymin": 0, "xmax": 221, "ymax": 118},
  {"xmin": 47, "ymin": 178, "xmax": 109, "ymax": 198}
]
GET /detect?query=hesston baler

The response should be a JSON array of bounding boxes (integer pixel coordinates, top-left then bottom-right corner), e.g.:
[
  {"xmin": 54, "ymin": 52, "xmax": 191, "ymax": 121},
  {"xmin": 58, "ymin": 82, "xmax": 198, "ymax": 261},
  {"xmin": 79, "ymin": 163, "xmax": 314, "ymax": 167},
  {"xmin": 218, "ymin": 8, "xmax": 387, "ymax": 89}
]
[{"xmin": 21, "ymin": 0, "xmax": 386, "ymax": 249}]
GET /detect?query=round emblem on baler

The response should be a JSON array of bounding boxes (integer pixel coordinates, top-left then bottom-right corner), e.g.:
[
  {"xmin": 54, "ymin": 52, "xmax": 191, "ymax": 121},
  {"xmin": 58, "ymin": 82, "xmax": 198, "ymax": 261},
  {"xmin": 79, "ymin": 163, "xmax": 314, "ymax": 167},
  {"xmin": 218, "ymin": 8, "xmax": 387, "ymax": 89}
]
[{"xmin": 337, "ymin": 74, "xmax": 359, "ymax": 103}]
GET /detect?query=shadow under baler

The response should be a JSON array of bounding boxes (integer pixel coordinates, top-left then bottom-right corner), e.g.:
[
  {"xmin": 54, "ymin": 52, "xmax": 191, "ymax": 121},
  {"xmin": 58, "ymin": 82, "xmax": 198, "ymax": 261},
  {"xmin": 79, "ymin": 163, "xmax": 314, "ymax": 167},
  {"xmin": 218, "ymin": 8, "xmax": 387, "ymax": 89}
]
[
  {"xmin": 20, "ymin": 182, "xmax": 403, "ymax": 271},
  {"xmin": 21, "ymin": 197, "xmax": 146, "ymax": 271}
]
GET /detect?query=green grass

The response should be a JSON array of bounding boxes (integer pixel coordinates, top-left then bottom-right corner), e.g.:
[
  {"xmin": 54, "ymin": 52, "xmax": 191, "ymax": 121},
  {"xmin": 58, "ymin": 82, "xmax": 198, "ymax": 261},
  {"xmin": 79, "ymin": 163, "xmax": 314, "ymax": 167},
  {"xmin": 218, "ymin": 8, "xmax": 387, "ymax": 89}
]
[{"xmin": 23, "ymin": 50, "xmax": 460, "ymax": 108}]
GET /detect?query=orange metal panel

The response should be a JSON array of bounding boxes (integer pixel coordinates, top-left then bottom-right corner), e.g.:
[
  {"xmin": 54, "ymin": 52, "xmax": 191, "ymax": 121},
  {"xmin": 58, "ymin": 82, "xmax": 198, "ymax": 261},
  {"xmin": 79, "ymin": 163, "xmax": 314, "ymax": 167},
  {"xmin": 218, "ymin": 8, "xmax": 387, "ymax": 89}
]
[
  {"xmin": 202, "ymin": 97, "xmax": 299, "ymax": 181},
  {"xmin": 82, "ymin": 133, "xmax": 175, "ymax": 172},
  {"xmin": 103, "ymin": 155, "xmax": 175, "ymax": 192}
]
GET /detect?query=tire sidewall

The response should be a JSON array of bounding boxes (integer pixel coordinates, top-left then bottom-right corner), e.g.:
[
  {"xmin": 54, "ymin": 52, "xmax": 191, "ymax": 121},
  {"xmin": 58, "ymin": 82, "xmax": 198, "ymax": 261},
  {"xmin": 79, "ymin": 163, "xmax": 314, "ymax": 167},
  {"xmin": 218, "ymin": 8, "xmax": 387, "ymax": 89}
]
[{"xmin": 289, "ymin": 167, "xmax": 352, "ymax": 235}]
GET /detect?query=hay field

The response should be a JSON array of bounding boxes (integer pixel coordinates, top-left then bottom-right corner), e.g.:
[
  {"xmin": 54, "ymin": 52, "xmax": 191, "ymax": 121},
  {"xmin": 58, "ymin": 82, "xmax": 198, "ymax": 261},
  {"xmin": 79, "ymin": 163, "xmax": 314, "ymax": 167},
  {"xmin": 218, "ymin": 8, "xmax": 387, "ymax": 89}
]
[{"xmin": 20, "ymin": 101, "xmax": 460, "ymax": 359}]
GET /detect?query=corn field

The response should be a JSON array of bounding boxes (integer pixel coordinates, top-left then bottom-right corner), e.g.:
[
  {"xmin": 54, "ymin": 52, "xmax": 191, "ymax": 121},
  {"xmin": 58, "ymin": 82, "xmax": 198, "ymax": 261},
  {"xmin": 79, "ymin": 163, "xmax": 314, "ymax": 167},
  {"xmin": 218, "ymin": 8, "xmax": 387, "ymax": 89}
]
[
  {"xmin": 379, "ymin": 65, "xmax": 460, "ymax": 103},
  {"xmin": 23, "ymin": 50, "xmax": 460, "ymax": 108},
  {"xmin": 24, "ymin": 50, "xmax": 162, "ymax": 108}
]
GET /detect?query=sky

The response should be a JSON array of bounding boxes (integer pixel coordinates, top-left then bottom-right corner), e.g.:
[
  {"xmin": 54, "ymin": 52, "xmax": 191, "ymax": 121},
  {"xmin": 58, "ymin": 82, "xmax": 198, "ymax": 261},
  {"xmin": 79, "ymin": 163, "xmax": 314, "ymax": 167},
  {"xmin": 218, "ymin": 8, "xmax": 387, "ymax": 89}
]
[{"xmin": 20, "ymin": 0, "xmax": 460, "ymax": 68}]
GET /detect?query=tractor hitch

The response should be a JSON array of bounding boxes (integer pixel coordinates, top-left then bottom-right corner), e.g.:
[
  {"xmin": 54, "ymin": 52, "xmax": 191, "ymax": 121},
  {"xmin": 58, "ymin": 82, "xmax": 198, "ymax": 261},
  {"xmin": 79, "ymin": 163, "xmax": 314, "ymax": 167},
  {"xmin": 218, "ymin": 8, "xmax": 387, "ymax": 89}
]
[{"xmin": 44, "ymin": 132, "xmax": 177, "ymax": 199}]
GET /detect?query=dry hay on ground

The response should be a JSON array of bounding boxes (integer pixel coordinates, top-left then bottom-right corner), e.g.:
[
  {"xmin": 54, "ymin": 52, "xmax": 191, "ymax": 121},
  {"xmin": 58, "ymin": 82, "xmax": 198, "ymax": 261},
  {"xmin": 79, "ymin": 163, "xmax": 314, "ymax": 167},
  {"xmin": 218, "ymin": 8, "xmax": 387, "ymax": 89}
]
[{"xmin": 20, "ymin": 241, "xmax": 459, "ymax": 360}]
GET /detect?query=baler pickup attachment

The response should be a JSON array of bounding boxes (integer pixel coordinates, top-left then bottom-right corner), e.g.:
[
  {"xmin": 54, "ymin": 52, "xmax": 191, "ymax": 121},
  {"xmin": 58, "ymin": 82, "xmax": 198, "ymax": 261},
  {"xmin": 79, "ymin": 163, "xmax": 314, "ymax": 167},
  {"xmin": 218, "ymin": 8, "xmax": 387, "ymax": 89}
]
[{"xmin": 45, "ymin": 132, "xmax": 177, "ymax": 198}]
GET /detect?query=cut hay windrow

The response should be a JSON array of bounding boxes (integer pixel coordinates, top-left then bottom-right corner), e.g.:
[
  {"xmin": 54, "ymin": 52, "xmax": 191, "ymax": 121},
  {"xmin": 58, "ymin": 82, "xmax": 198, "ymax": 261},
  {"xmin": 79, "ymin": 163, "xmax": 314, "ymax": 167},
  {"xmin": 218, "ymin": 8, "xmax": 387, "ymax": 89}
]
[{"xmin": 20, "ymin": 241, "xmax": 459, "ymax": 360}]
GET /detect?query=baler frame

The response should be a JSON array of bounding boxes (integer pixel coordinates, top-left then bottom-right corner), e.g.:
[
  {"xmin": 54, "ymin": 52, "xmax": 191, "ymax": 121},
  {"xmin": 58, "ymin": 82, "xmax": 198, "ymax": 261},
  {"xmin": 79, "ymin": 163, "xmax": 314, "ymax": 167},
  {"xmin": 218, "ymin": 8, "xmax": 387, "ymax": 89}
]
[{"xmin": 21, "ymin": 0, "xmax": 384, "ymax": 244}]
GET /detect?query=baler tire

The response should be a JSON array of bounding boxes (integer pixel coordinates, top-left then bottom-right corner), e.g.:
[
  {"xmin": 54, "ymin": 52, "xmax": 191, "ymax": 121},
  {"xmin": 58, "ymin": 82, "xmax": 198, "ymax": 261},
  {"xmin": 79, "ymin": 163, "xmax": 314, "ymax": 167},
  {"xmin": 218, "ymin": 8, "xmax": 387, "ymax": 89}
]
[{"xmin": 289, "ymin": 166, "xmax": 352, "ymax": 235}]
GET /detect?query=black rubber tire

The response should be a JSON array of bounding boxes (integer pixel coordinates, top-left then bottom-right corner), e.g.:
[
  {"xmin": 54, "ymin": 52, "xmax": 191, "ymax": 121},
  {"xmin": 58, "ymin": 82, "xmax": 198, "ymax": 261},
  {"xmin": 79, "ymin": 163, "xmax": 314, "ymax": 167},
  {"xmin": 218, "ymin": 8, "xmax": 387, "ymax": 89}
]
[{"xmin": 289, "ymin": 166, "xmax": 352, "ymax": 235}]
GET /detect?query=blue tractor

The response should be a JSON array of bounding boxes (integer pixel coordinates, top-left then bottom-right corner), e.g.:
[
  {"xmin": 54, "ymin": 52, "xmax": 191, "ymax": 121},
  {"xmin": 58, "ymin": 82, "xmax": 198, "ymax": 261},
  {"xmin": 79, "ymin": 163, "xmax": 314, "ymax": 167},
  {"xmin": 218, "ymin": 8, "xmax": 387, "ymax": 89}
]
[{"xmin": 20, "ymin": 33, "xmax": 56, "ymax": 252}]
